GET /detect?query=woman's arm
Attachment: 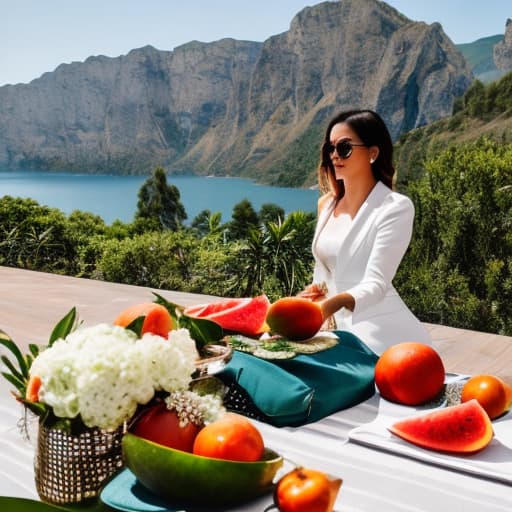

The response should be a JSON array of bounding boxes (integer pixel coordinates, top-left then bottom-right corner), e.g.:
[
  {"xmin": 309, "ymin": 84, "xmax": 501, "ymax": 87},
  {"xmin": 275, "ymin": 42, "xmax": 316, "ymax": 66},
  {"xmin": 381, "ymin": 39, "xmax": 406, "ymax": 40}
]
[
  {"xmin": 321, "ymin": 292, "xmax": 355, "ymax": 318},
  {"xmin": 323, "ymin": 195, "xmax": 414, "ymax": 319}
]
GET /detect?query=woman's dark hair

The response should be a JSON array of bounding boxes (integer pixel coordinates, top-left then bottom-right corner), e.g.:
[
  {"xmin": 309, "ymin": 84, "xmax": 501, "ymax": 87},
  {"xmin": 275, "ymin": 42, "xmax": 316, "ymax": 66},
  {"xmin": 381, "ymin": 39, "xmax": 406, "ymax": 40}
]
[{"xmin": 318, "ymin": 109, "xmax": 395, "ymax": 198}]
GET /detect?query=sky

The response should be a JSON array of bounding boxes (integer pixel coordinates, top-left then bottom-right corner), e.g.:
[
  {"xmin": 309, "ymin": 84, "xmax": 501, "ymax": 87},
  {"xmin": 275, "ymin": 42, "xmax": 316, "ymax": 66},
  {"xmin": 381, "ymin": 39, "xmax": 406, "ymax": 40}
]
[{"xmin": 2, "ymin": 0, "xmax": 511, "ymax": 86}]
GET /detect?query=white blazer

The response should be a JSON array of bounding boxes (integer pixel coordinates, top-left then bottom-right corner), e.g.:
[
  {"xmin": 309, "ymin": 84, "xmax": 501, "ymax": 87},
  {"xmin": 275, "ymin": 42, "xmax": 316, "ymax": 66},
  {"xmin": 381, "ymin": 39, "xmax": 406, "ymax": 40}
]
[{"xmin": 312, "ymin": 181, "xmax": 431, "ymax": 355}]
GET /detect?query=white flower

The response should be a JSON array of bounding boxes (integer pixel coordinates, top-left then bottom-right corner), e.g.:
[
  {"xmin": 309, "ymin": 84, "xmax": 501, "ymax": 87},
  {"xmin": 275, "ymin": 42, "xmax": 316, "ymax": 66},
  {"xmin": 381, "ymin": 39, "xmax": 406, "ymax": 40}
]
[
  {"xmin": 30, "ymin": 323, "xmax": 198, "ymax": 430},
  {"xmin": 165, "ymin": 390, "xmax": 225, "ymax": 427}
]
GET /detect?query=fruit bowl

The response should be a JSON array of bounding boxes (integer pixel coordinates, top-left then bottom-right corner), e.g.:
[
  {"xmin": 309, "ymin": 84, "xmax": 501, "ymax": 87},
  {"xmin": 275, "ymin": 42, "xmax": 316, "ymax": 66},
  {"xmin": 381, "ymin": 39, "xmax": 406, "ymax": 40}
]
[{"xmin": 121, "ymin": 433, "xmax": 284, "ymax": 506}]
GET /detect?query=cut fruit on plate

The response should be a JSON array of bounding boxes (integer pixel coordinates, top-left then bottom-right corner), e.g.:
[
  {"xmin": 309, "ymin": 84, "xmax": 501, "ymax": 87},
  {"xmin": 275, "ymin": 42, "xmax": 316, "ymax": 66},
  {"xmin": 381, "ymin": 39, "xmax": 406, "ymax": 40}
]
[{"xmin": 389, "ymin": 399, "xmax": 493, "ymax": 454}]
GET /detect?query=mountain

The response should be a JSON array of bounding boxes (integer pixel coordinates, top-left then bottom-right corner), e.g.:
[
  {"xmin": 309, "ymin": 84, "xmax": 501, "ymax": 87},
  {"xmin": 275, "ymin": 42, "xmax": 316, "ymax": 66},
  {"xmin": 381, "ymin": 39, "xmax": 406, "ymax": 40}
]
[
  {"xmin": 494, "ymin": 19, "xmax": 512, "ymax": 71},
  {"xmin": 456, "ymin": 35, "xmax": 505, "ymax": 83},
  {"xmin": 394, "ymin": 69, "xmax": 512, "ymax": 187},
  {"xmin": 0, "ymin": 0, "xmax": 473, "ymax": 186},
  {"xmin": 455, "ymin": 19, "xmax": 512, "ymax": 84}
]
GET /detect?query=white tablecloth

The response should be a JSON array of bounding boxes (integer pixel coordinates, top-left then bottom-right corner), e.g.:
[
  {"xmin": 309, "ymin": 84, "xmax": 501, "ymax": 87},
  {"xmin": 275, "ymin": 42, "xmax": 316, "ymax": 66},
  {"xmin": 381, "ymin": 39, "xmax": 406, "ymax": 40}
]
[{"xmin": 1, "ymin": 375, "xmax": 511, "ymax": 511}]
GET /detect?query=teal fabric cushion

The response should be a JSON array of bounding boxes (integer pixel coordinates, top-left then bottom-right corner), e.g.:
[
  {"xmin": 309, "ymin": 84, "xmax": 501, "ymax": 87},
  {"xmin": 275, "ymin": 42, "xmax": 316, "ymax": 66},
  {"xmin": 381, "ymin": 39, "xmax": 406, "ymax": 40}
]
[{"xmin": 220, "ymin": 331, "xmax": 378, "ymax": 427}]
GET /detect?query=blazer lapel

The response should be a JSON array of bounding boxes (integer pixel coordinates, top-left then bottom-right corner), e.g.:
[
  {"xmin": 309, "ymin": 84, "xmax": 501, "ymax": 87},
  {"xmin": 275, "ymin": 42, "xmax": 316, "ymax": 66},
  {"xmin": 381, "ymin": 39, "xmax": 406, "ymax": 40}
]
[{"xmin": 334, "ymin": 181, "xmax": 391, "ymax": 278}]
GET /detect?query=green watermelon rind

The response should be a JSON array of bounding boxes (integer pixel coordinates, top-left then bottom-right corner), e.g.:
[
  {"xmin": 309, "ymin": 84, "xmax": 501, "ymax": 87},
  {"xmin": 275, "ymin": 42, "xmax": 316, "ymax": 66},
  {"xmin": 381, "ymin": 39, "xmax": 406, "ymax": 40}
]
[
  {"xmin": 122, "ymin": 433, "xmax": 283, "ymax": 506},
  {"xmin": 389, "ymin": 399, "xmax": 494, "ymax": 454}
]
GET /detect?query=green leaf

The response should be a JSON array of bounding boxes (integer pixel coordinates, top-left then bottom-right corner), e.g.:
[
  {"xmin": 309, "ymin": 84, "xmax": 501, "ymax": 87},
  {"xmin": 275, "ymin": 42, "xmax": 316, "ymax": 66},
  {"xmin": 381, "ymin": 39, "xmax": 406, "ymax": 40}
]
[
  {"xmin": 0, "ymin": 333, "xmax": 29, "ymax": 378},
  {"xmin": 178, "ymin": 314, "xmax": 223, "ymax": 349},
  {"xmin": 152, "ymin": 292, "xmax": 183, "ymax": 326},
  {"xmin": 125, "ymin": 315, "xmax": 145, "ymax": 337},
  {"xmin": 26, "ymin": 402, "xmax": 51, "ymax": 418},
  {"xmin": 1, "ymin": 355, "xmax": 25, "ymax": 382},
  {"xmin": 152, "ymin": 292, "xmax": 223, "ymax": 348},
  {"xmin": 49, "ymin": 307, "xmax": 77, "ymax": 346},
  {"xmin": 25, "ymin": 354, "xmax": 34, "ymax": 369},
  {"xmin": 28, "ymin": 343, "xmax": 40, "ymax": 357},
  {"xmin": 1, "ymin": 371, "xmax": 26, "ymax": 393}
]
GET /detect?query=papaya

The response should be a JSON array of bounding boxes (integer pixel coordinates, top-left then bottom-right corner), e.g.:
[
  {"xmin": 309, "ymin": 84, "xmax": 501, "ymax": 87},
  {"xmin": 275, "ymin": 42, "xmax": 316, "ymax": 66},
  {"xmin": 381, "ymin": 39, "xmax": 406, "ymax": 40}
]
[
  {"xmin": 266, "ymin": 297, "xmax": 324, "ymax": 340},
  {"xmin": 389, "ymin": 399, "xmax": 493, "ymax": 453},
  {"xmin": 114, "ymin": 303, "xmax": 174, "ymax": 337}
]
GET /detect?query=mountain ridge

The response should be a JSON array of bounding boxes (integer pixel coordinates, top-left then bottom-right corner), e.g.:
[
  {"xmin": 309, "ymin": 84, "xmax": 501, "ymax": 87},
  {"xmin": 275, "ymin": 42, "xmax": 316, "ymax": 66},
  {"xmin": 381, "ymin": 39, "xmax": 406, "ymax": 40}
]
[{"xmin": 0, "ymin": 0, "xmax": 474, "ymax": 186}]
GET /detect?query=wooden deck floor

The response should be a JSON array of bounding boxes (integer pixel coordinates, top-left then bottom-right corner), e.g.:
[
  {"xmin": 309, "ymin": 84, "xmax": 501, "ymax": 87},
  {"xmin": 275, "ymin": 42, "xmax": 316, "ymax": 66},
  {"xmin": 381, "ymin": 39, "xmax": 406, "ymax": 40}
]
[{"xmin": 1, "ymin": 266, "xmax": 511, "ymax": 384}]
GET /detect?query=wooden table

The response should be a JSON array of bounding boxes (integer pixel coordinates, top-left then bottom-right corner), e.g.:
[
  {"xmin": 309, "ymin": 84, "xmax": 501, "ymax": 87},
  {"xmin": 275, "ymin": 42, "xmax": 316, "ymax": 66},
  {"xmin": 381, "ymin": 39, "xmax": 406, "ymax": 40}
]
[{"xmin": 1, "ymin": 266, "xmax": 511, "ymax": 511}]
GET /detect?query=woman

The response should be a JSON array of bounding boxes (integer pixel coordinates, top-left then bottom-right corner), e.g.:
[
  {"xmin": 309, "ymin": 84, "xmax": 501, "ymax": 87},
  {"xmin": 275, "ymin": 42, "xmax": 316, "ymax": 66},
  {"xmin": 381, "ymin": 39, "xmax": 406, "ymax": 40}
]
[{"xmin": 301, "ymin": 109, "xmax": 431, "ymax": 355}]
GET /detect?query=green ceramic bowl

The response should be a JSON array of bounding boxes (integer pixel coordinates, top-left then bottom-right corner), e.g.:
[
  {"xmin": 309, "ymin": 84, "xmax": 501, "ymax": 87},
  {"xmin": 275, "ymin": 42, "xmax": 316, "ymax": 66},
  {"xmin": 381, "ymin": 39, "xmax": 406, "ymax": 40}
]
[{"xmin": 122, "ymin": 432, "xmax": 284, "ymax": 506}]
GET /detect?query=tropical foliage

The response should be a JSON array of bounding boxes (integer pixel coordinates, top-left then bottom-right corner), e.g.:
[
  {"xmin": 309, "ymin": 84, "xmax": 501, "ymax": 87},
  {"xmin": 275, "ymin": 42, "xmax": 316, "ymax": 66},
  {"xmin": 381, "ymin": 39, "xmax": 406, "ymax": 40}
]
[
  {"xmin": 0, "ymin": 170, "xmax": 316, "ymax": 301},
  {"xmin": 2, "ymin": 117, "xmax": 512, "ymax": 335},
  {"xmin": 396, "ymin": 138, "xmax": 512, "ymax": 334}
]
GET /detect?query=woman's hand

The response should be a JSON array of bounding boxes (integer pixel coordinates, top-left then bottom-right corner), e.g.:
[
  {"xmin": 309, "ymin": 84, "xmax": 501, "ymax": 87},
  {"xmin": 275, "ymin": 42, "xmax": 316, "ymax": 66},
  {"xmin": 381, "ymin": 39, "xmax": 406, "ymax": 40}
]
[{"xmin": 297, "ymin": 283, "xmax": 327, "ymax": 302}]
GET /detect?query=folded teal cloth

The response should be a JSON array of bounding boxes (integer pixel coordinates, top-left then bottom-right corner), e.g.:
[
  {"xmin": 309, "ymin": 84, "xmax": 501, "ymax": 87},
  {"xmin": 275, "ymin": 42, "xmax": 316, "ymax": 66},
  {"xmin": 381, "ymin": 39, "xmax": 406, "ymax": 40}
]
[{"xmin": 220, "ymin": 331, "xmax": 378, "ymax": 427}]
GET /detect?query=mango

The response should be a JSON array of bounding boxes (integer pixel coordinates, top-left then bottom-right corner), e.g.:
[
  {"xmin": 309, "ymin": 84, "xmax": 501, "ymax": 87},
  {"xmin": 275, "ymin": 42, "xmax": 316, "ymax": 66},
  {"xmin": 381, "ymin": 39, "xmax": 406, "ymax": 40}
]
[{"xmin": 266, "ymin": 297, "xmax": 324, "ymax": 340}]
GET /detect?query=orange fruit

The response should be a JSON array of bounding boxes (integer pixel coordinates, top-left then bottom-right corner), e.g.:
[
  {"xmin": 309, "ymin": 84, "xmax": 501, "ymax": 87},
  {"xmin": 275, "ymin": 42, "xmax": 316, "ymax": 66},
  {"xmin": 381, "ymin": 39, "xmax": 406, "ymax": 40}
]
[
  {"xmin": 374, "ymin": 342, "xmax": 445, "ymax": 405},
  {"xmin": 274, "ymin": 467, "xmax": 342, "ymax": 512},
  {"xmin": 26, "ymin": 375, "xmax": 42, "ymax": 402},
  {"xmin": 461, "ymin": 375, "xmax": 511, "ymax": 420},
  {"xmin": 501, "ymin": 377, "xmax": 512, "ymax": 411},
  {"xmin": 114, "ymin": 303, "xmax": 174, "ymax": 337},
  {"xmin": 192, "ymin": 412, "xmax": 264, "ymax": 462}
]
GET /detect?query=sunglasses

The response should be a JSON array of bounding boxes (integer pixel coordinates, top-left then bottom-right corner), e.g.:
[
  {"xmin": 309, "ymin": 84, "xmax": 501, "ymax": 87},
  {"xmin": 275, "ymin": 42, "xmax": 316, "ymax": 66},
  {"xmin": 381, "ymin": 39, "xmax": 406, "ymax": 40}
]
[{"xmin": 326, "ymin": 140, "xmax": 367, "ymax": 159}]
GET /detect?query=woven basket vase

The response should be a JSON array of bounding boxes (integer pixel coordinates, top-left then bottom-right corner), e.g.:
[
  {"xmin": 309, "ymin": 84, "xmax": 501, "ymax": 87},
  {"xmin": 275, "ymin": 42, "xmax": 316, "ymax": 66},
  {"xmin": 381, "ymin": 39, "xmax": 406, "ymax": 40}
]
[{"xmin": 34, "ymin": 422, "xmax": 124, "ymax": 505}]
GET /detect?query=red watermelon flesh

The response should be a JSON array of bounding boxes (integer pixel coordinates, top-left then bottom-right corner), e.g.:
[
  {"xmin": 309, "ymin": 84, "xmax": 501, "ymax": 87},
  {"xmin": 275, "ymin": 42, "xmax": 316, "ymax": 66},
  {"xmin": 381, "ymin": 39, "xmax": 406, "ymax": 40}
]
[
  {"xmin": 389, "ymin": 399, "xmax": 493, "ymax": 454},
  {"xmin": 184, "ymin": 295, "xmax": 270, "ymax": 337}
]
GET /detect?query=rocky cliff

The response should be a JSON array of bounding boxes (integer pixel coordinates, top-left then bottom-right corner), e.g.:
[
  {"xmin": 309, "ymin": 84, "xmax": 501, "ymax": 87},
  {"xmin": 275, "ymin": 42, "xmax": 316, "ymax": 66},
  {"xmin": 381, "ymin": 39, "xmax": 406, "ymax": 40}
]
[
  {"xmin": 0, "ymin": 0, "xmax": 473, "ymax": 185},
  {"xmin": 494, "ymin": 19, "xmax": 512, "ymax": 71}
]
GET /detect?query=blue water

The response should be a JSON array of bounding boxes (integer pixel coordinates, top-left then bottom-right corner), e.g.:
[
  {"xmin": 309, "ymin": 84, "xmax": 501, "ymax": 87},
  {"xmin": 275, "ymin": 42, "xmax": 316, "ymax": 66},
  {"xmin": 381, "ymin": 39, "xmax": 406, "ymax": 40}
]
[{"xmin": 0, "ymin": 170, "xmax": 318, "ymax": 225}]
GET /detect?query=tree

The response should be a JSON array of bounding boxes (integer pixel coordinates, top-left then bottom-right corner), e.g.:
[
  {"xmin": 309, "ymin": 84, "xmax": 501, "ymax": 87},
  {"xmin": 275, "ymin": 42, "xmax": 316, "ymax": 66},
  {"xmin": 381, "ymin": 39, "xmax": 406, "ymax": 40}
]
[
  {"xmin": 259, "ymin": 203, "xmax": 285, "ymax": 225},
  {"xmin": 97, "ymin": 231, "xmax": 198, "ymax": 289},
  {"xmin": 135, "ymin": 167, "xmax": 187, "ymax": 230},
  {"xmin": 0, "ymin": 196, "xmax": 77, "ymax": 272},
  {"xmin": 226, "ymin": 210, "xmax": 316, "ymax": 299},
  {"xmin": 190, "ymin": 209, "xmax": 224, "ymax": 238},
  {"xmin": 226, "ymin": 199, "xmax": 259, "ymax": 240}
]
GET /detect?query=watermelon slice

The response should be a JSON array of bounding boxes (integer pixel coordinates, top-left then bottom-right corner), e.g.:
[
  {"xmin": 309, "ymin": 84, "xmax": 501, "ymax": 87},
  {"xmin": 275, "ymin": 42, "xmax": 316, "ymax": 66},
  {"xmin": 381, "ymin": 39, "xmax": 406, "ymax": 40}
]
[
  {"xmin": 184, "ymin": 295, "xmax": 270, "ymax": 337},
  {"xmin": 389, "ymin": 399, "xmax": 494, "ymax": 454}
]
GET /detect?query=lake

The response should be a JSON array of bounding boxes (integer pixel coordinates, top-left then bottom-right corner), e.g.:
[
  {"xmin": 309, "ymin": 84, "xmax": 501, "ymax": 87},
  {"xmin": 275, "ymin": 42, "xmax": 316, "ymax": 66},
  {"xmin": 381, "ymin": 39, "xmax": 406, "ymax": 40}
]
[{"xmin": 0, "ymin": 170, "xmax": 319, "ymax": 225}]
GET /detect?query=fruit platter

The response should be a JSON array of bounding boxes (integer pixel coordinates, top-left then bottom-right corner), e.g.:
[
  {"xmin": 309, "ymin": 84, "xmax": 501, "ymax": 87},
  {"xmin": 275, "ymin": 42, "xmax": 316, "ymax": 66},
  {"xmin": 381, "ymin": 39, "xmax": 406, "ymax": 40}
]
[{"xmin": 349, "ymin": 342, "xmax": 512, "ymax": 485}]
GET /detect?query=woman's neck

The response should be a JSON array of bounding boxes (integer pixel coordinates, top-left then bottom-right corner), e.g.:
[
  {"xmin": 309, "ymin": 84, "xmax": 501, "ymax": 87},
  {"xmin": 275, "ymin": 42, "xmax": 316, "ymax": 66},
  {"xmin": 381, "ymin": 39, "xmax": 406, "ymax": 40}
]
[{"xmin": 335, "ymin": 177, "xmax": 377, "ymax": 218}]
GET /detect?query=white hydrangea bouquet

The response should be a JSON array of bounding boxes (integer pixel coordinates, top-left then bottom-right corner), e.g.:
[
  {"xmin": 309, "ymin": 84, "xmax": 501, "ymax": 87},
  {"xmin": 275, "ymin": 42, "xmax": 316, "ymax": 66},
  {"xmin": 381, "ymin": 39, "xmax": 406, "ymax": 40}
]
[{"xmin": 1, "ymin": 307, "xmax": 200, "ymax": 432}]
